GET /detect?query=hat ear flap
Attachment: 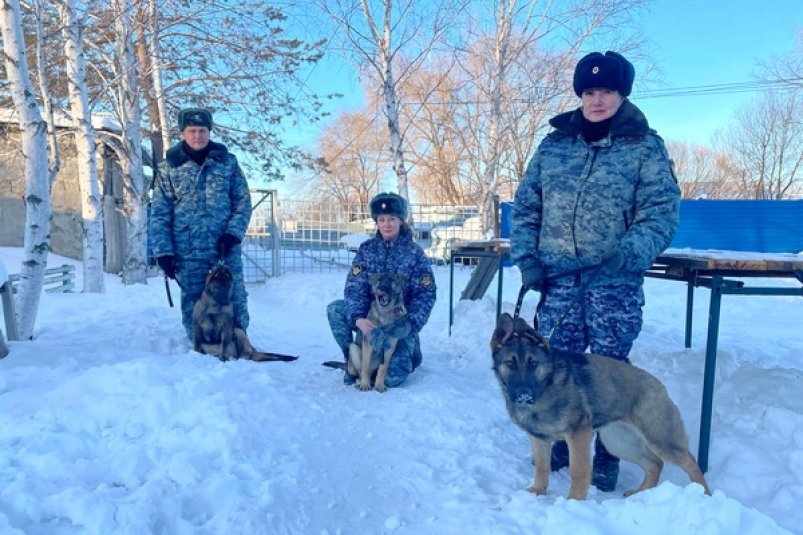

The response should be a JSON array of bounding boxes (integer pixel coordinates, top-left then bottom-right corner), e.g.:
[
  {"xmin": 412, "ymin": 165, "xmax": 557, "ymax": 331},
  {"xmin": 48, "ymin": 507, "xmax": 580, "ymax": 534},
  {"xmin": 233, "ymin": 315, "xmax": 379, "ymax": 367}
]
[{"xmin": 604, "ymin": 51, "xmax": 635, "ymax": 96}]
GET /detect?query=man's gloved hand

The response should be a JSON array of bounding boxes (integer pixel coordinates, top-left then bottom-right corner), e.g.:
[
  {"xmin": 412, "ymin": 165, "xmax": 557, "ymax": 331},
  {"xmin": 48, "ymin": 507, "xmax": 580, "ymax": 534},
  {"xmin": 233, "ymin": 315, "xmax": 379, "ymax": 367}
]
[
  {"xmin": 520, "ymin": 264, "xmax": 545, "ymax": 292},
  {"xmin": 216, "ymin": 233, "xmax": 240, "ymax": 257},
  {"xmin": 600, "ymin": 248, "xmax": 625, "ymax": 273},
  {"xmin": 157, "ymin": 255, "xmax": 177, "ymax": 279},
  {"xmin": 369, "ymin": 326, "xmax": 392, "ymax": 351}
]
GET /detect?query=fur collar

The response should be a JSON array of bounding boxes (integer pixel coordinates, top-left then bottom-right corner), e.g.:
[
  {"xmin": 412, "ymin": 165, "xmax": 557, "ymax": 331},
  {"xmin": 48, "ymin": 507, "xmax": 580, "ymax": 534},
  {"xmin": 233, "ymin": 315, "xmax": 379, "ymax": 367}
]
[
  {"xmin": 164, "ymin": 140, "xmax": 229, "ymax": 168},
  {"xmin": 548, "ymin": 99, "xmax": 652, "ymax": 139}
]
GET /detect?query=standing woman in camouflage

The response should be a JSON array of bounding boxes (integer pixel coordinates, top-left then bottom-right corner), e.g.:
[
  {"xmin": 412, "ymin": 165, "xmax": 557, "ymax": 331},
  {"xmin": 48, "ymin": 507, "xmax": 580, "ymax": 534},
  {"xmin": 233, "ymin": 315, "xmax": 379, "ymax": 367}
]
[
  {"xmin": 327, "ymin": 192, "xmax": 437, "ymax": 388},
  {"xmin": 151, "ymin": 108, "xmax": 253, "ymax": 340},
  {"xmin": 510, "ymin": 52, "xmax": 680, "ymax": 492}
]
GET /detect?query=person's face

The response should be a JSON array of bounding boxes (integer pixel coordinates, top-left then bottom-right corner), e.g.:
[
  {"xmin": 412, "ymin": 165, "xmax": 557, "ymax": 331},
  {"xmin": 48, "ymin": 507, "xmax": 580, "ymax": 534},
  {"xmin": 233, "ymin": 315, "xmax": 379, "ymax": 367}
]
[
  {"xmin": 581, "ymin": 88, "xmax": 624, "ymax": 122},
  {"xmin": 377, "ymin": 214, "xmax": 402, "ymax": 241},
  {"xmin": 181, "ymin": 126, "xmax": 211, "ymax": 150}
]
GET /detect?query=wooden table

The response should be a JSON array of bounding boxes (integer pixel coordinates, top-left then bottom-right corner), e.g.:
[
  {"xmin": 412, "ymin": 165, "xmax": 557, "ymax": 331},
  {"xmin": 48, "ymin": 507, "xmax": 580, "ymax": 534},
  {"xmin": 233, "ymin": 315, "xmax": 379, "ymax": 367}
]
[
  {"xmin": 646, "ymin": 249, "xmax": 803, "ymax": 472},
  {"xmin": 448, "ymin": 239, "xmax": 510, "ymax": 335}
]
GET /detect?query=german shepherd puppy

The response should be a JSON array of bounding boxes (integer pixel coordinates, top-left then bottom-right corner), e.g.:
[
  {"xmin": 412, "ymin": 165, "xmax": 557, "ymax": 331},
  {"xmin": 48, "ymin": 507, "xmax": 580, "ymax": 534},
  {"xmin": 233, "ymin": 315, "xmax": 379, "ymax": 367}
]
[
  {"xmin": 491, "ymin": 313, "xmax": 710, "ymax": 500},
  {"xmin": 192, "ymin": 264, "xmax": 298, "ymax": 362},
  {"xmin": 349, "ymin": 273, "xmax": 410, "ymax": 392}
]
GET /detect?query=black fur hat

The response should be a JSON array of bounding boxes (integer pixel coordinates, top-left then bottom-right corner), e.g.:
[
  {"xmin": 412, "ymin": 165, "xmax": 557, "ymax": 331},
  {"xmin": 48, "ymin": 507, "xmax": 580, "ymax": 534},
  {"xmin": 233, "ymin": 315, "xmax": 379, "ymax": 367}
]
[
  {"xmin": 178, "ymin": 108, "xmax": 213, "ymax": 131},
  {"xmin": 572, "ymin": 51, "xmax": 635, "ymax": 97},
  {"xmin": 370, "ymin": 192, "xmax": 408, "ymax": 221}
]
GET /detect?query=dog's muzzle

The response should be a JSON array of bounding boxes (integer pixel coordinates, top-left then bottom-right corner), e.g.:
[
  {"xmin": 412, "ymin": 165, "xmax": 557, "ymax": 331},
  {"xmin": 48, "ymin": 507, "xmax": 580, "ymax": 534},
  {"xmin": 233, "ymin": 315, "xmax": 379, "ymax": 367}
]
[{"xmin": 514, "ymin": 393, "xmax": 535, "ymax": 406}]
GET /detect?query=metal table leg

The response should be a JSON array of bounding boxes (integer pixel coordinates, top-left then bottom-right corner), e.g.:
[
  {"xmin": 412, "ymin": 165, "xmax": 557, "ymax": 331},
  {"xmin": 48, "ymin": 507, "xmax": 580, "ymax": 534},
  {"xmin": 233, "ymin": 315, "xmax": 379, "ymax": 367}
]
[
  {"xmin": 685, "ymin": 280, "xmax": 694, "ymax": 349},
  {"xmin": 698, "ymin": 275, "xmax": 723, "ymax": 473}
]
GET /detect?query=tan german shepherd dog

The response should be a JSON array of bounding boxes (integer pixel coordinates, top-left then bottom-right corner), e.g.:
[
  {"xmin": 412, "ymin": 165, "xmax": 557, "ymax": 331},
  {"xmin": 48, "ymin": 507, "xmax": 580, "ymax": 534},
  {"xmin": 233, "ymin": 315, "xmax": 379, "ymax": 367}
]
[
  {"xmin": 491, "ymin": 313, "xmax": 710, "ymax": 500},
  {"xmin": 192, "ymin": 264, "xmax": 298, "ymax": 362},
  {"xmin": 348, "ymin": 273, "xmax": 410, "ymax": 392}
]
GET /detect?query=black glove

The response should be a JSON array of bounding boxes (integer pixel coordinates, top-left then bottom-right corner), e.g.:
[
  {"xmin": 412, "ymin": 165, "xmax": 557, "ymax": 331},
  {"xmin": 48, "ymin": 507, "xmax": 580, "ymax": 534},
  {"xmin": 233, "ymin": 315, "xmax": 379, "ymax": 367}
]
[
  {"xmin": 216, "ymin": 233, "xmax": 240, "ymax": 257},
  {"xmin": 157, "ymin": 255, "xmax": 177, "ymax": 279},
  {"xmin": 600, "ymin": 248, "xmax": 625, "ymax": 273},
  {"xmin": 520, "ymin": 265, "xmax": 545, "ymax": 292}
]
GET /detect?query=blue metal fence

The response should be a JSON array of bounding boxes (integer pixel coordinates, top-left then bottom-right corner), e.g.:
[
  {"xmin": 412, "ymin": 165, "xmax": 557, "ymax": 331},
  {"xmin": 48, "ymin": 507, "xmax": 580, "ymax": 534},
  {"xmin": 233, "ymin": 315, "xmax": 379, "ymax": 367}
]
[{"xmin": 499, "ymin": 200, "xmax": 803, "ymax": 254}]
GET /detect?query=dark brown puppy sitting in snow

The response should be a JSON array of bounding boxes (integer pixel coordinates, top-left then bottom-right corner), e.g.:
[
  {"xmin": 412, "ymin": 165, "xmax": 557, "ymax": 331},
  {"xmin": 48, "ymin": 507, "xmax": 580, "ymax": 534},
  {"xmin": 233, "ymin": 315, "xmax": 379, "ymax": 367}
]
[{"xmin": 192, "ymin": 264, "xmax": 297, "ymax": 362}]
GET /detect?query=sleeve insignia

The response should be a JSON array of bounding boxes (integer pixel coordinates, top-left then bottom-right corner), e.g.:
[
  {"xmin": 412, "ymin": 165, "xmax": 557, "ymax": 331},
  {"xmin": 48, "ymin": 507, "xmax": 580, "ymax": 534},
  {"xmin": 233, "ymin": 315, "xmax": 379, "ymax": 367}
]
[
  {"xmin": 351, "ymin": 264, "xmax": 363, "ymax": 278},
  {"xmin": 420, "ymin": 274, "xmax": 432, "ymax": 287}
]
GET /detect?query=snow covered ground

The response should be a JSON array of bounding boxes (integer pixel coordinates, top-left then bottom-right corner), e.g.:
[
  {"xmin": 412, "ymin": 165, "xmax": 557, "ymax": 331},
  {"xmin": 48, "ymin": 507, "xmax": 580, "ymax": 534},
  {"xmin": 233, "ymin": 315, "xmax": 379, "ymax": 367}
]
[{"xmin": 1, "ymin": 246, "xmax": 801, "ymax": 534}]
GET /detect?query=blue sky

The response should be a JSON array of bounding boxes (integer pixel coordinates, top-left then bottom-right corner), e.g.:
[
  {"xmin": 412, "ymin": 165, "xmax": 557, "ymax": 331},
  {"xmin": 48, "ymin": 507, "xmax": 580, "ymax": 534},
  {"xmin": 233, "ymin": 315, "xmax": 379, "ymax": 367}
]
[
  {"xmin": 633, "ymin": 0, "xmax": 801, "ymax": 144},
  {"xmin": 281, "ymin": 0, "xmax": 801, "ymax": 177}
]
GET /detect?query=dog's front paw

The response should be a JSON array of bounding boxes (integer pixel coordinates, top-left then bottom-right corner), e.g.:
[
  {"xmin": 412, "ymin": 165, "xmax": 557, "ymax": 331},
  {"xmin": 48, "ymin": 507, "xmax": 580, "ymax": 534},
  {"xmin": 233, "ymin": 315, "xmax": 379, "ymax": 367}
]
[
  {"xmin": 374, "ymin": 382, "xmax": 388, "ymax": 393},
  {"xmin": 357, "ymin": 381, "xmax": 372, "ymax": 391},
  {"xmin": 526, "ymin": 484, "xmax": 547, "ymax": 496}
]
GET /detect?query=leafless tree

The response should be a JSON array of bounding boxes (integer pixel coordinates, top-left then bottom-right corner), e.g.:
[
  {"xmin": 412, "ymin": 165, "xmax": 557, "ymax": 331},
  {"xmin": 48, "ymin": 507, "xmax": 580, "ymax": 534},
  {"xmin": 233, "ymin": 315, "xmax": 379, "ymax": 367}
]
[
  {"xmin": 454, "ymin": 0, "xmax": 647, "ymax": 232},
  {"xmin": 1, "ymin": 0, "xmax": 52, "ymax": 339},
  {"xmin": 666, "ymin": 141, "xmax": 742, "ymax": 199},
  {"xmin": 112, "ymin": 0, "xmax": 148, "ymax": 284},
  {"xmin": 313, "ymin": 0, "xmax": 467, "ymax": 209},
  {"xmin": 721, "ymin": 90, "xmax": 802, "ymax": 199},
  {"xmin": 61, "ymin": 0, "xmax": 105, "ymax": 292},
  {"xmin": 312, "ymin": 106, "xmax": 389, "ymax": 215}
]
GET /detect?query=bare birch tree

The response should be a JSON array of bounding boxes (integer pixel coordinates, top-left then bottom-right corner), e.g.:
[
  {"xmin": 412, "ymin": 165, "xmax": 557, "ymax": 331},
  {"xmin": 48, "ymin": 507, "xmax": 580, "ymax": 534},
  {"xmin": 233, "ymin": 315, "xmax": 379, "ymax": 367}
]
[
  {"xmin": 112, "ymin": 0, "xmax": 147, "ymax": 284},
  {"xmin": 1, "ymin": 0, "xmax": 52, "ymax": 339},
  {"xmin": 314, "ymin": 0, "xmax": 466, "ymax": 208},
  {"xmin": 61, "ymin": 0, "xmax": 105, "ymax": 292},
  {"xmin": 31, "ymin": 0, "xmax": 61, "ymax": 185},
  {"xmin": 456, "ymin": 0, "xmax": 646, "ymax": 233}
]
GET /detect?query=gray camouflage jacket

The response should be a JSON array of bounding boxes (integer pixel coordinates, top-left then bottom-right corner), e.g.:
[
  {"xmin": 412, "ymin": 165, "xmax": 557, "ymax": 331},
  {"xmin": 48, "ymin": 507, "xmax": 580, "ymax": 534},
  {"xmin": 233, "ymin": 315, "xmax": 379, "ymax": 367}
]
[
  {"xmin": 510, "ymin": 100, "xmax": 680, "ymax": 282},
  {"xmin": 151, "ymin": 141, "xmax": 252, "ymax": 261},
  {"xmin": 345, "ymin": 225, "xmax": 436, "ymax": 334}
]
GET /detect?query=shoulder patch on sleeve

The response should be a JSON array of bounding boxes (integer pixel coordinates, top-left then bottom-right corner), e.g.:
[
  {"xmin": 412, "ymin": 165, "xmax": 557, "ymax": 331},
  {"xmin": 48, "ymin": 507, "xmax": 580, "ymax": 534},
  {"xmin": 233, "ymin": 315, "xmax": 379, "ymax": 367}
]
[
  {"xmin": 420, "ymin": 274, "xmax": 433, "ymax": 287},
  {"xmin": 351, "ymin": 264, "xmax": 363, "ymax": 278}
]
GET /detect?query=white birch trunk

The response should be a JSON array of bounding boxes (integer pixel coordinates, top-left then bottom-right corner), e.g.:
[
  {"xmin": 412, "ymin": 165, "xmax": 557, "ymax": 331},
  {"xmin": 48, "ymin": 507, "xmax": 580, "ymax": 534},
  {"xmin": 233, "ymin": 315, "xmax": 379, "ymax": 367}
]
[
  {"xmin": 149, "ymin": 0, "xmax": 170, "ymax": 155},
  {"xmin": 62, "ymin": 0, "xmax": 105, "ymax": 292},
  {"xmin": 32, "ymin": 0, "xmax": 60, "ymax": 186},
  {"xmin": 480, "ymin": 2, "xmax": 513, "ymax": 235},
  {"xmin": 1, "ymin": 0, "xmax": 52, "ymax": 339},
  {"xmin": 362, "ymin": 0, "xmax": 411, "ymax": 207},
  {"xmin": 114, "ymin": 0, "xmax": 148, "ymax": 284}
]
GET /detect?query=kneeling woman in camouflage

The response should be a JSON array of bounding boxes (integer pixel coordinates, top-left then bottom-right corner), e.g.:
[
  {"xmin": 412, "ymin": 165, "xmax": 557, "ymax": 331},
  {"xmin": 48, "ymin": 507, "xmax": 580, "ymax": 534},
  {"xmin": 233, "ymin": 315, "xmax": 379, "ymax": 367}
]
[{"xmin": 327, "ymin": 192, "xmax": 436, "ymax": 388}]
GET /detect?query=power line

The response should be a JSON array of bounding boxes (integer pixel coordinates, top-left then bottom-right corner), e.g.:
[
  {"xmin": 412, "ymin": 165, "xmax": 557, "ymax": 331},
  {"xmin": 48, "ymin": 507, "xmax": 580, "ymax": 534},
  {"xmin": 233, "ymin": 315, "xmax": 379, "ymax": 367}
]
[{"xmin": 632, "ymin": 78, "xmax": 802, "ymax": 99}]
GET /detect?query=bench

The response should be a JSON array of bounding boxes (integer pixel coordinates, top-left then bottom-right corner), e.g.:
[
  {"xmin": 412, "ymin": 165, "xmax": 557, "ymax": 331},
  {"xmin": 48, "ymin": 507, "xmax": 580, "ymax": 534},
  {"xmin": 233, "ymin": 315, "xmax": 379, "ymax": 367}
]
[
  {"xmin": 448, "ymin": 239, "xmax": 510, "ymax": 335},
  {"xmin": 8, "ymin": 264, "xmax": 76, "ymax": 294},
  {"xmin": 2, "ymin": 264, "xmax": 75, "ymax": 343}
]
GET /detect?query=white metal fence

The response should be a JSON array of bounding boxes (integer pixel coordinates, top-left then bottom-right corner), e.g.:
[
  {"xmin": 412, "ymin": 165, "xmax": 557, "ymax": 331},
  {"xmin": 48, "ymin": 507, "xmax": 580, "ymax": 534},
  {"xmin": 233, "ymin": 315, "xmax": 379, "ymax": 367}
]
[{"xmin": 242, "ymin": 190, "xmax": 488, "ymax": 282}]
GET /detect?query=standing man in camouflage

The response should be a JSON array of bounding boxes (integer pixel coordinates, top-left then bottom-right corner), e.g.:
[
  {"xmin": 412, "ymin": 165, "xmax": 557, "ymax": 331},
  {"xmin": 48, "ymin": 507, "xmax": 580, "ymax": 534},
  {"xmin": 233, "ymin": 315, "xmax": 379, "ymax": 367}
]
[
  {"xmin": 510, "ymin": 51, "xmax": 680, "ymax": 492},
  {"xmin": 151, "ymin": 108, "xmax": 252, "ymax": 341},
  {"xmin": 327, "ymin": 192, "xmax": 436, "ymax": 388}
]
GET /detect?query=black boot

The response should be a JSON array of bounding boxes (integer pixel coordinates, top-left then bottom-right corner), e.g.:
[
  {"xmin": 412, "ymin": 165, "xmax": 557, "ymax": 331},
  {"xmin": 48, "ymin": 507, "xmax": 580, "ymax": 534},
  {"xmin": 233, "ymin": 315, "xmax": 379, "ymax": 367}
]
[
  {"xmin": 592, "ymin": 438, "xmax": 619, "ymax": 492},
  {"xmin": 550, "ymin": 440, "xmax": 570, "ymax": 471}
]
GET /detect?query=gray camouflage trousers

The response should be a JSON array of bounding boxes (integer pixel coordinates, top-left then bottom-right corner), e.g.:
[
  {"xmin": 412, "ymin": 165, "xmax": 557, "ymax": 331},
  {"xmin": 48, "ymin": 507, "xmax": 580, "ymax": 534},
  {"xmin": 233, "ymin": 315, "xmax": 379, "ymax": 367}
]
[
  {"xmin": 176, "ymin": 253, "xmax": 249, "ymax": 341},
  {"xmin": 536, "ymin": 276, "xmax": 644, "ymax": 362},
  {"xmin": 327, "ymin": 299, "xmax": 422, "ymax": 387}
]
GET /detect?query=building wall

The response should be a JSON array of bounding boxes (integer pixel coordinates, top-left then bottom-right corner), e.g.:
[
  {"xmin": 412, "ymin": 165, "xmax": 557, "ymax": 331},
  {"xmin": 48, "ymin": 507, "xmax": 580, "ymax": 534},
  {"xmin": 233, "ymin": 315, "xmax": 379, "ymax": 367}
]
[{"xmin": 0, "ymin": 125, "xmax": 113, "ymax": 261}]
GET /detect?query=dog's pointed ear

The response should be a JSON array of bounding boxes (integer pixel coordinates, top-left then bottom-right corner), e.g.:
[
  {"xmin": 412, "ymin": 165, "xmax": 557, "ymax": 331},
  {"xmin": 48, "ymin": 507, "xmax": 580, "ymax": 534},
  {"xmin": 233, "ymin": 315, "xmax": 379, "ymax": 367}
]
[
  {"xmin": 513, "ymin": 316, "xmax": 533, "ymax": 337},
  {"xmin": 491, "ymin": 313, "xmax": 515, "ymax": 350},
  {"xmin": 513, "ymin": 316, "xmax": 549, "ymax": 348}
]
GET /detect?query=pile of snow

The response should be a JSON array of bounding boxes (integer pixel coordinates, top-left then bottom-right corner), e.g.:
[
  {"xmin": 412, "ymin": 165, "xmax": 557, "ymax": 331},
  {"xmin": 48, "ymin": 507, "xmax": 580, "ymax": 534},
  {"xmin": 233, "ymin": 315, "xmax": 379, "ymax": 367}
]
[{"xmin": 0, "ymin": 246, "xmax": 800, "ymax": 534}]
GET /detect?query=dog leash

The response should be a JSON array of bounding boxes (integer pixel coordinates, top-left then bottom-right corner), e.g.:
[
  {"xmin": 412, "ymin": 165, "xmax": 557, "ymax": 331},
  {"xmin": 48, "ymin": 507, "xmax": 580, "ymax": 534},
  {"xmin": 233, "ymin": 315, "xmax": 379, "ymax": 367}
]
[
  {"xmin": 513, "ymin": 262, "xmax": 603, "ymax": 340},
  {"xmin": 164, "ymin": 276, "xmax": 174, "ymax": 307}
]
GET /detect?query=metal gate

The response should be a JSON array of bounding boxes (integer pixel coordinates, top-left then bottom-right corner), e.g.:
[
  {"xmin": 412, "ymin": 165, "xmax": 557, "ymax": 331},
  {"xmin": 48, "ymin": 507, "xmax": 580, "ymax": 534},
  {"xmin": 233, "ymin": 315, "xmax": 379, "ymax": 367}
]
[{"xmin": 244, "ymin": 190, "xmax": 486, "ymax": 280}]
